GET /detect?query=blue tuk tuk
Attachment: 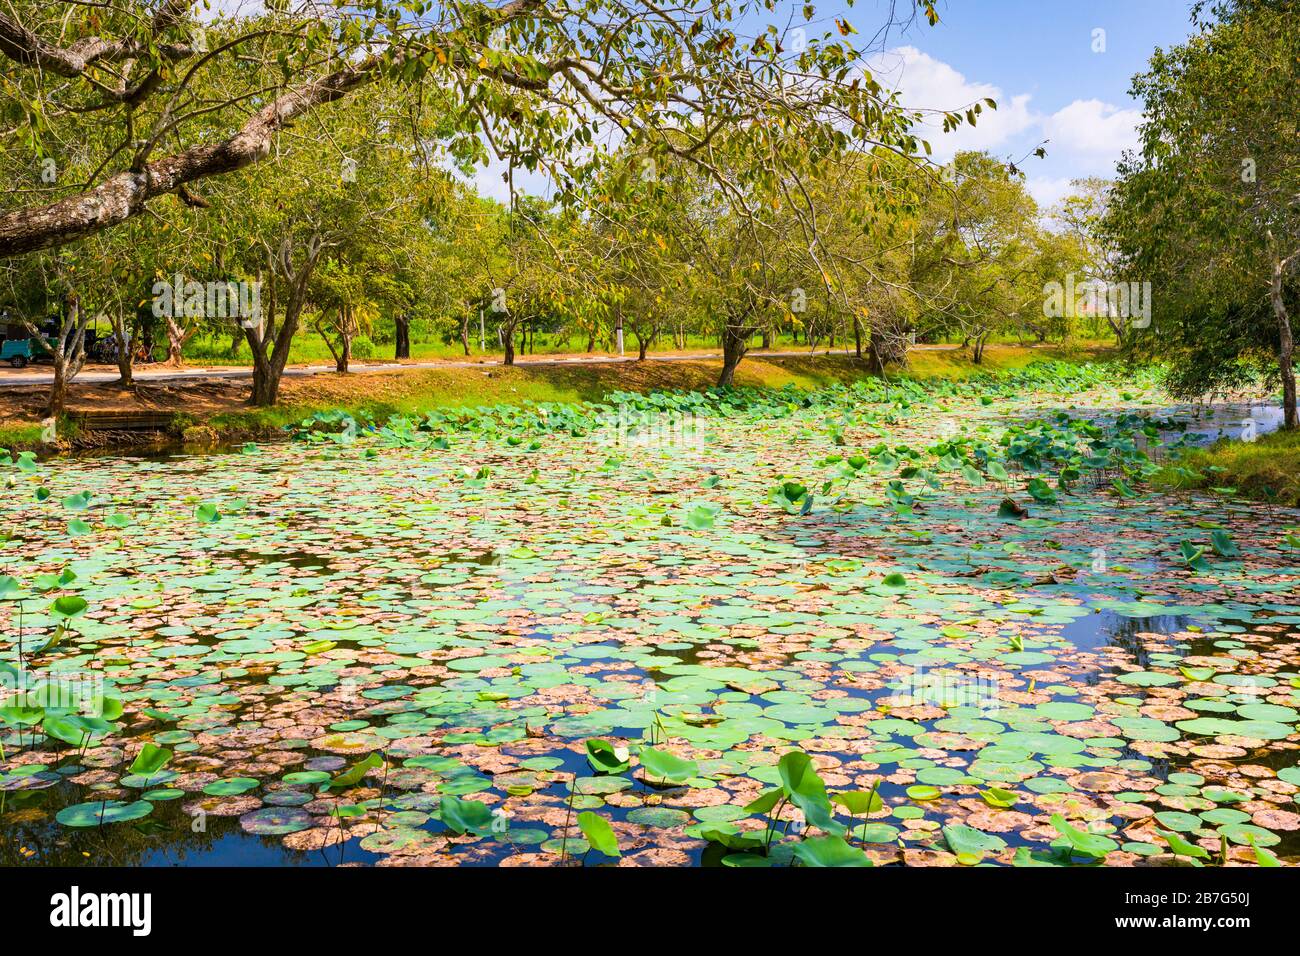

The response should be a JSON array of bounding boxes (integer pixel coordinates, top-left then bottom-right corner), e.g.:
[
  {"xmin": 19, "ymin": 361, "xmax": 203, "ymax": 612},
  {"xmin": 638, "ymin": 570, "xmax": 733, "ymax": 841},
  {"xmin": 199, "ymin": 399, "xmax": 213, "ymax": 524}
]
[{"xmin": 2, "ymin": 337, "xmax": 34, "ymax": 368}]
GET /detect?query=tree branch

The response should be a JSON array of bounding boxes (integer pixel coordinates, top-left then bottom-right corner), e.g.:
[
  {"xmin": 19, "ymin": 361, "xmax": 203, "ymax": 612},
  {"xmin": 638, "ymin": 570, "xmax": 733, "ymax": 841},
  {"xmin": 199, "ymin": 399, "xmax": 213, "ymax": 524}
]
[{"xmin": 0, "ymin": 57, "xmax": 378, "ymax": 257}]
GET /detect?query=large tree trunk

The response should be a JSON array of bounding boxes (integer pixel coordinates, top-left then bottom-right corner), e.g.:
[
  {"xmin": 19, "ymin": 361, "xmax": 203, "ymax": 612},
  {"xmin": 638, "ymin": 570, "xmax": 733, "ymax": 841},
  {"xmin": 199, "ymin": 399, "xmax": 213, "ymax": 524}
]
[
  {"xmin": 1271, "ymin": 256, "xmax": 1298, "ymax": 430},
  {"xmin": 503, "ymin": 321, "xmax": 516, "ymax": 365},
  {"xmin": 249, "ymin": 354, "xmax": 282, "ymax": 406},
  {"xmin": 25, "ymin": 291, "xmax": 88, "ymax": 416},
  {"xmin": 718, "ymin": 316, "xmax": 749, "ymax": 388},
  {"xmin": 246, "ymin": 236, "xmax": 323, "ymax": 407},
  {"xmin": 395, "ymin": 312, "xmax": 411, "ymax": 360},
  {"xmin": 111, "ymin": 310, "xmax": 134, "ymax": 387}
]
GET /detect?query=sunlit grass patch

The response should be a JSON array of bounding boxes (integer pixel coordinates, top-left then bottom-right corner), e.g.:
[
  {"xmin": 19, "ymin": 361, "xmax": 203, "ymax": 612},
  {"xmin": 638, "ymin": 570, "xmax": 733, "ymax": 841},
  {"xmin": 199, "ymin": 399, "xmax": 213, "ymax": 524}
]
[{"xmin": 1154, "ymin": 428, "xmax": 1300, "ymax": 506}]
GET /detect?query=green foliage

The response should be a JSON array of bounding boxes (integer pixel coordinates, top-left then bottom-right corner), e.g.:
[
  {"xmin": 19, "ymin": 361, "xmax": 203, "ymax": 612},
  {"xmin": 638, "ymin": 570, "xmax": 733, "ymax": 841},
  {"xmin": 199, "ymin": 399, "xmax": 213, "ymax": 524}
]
[{"xmin": 1107, "ymin": 0, "xmax": 1300, "ymax": 424}]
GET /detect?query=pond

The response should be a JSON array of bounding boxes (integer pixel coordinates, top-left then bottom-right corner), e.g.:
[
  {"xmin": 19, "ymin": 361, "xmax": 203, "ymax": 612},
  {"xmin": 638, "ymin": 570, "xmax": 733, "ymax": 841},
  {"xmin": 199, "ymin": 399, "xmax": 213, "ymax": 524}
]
[{"xmin": 2, "ymin": 363, "xmax": 1298, "ymax": 867}]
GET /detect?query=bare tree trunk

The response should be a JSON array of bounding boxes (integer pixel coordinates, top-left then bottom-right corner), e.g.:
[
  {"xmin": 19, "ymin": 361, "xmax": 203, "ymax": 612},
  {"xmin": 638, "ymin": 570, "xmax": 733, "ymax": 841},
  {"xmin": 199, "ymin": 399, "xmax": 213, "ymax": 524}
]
[
  {"xmin": 164, "ymin": 316, "xmax": 187, "ymax": 367},
  {"xmin": 718, "ymin": 315, "xmax": 749, "ymax": 388},
  {"xmin": 316, "ymin": 304, "xmax": 355, "ymax": 373},
  {"xmin": 24, "ymin": 291, "xmax": 88, "ymax": 416},
  {"xmin": 396, "ymin": 312, "xmax": 412, "ymax": 359},
  {"xmin": 48, "ymin": 355, "xmax": 68, "ymax": 416},
  {"xmin": 852, "ymin": 312, "xmax": 863, "ymax": 359},
  {"xmin": 866, "ymin": 339, "xmax": 883, "ymax": 374},
  {"xmin": 503, "ymin": 320, "xmax": 516, "ymax": 365},
  {"xmin": 339, "ymin": 303, "xmax": 354, "ymax": 372},
  {"xmin": 867, "ymin": 322, "xmax": 909, "ymax": 373},
  {"xmin": 457, "ymin": 314, "xmax": 470, "ymax": 356},
  {"xmin": 338, "ymin": 326, "xmax": 352, "ymax": 373},
  {"xmin": 111, "ymin": 309, "xmax": 134, "ymax": 387},
  {"xmin": 246, "ymin": 235, "xmax": 323, "ymax": 407},
  {"xmin": 1271, "ymin": 255, "xmax": 1298, "ymax": 429}
]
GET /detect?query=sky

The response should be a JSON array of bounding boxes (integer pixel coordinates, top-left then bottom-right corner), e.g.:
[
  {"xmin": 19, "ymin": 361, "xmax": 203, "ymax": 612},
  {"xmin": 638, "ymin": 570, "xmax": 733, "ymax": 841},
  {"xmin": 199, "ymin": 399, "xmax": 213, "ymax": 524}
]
[
  {"xmin": 854, "ymin": 0, "xmax": 1201, "ymax": 208},
  {"xmin": 473, "ymin": 0, "xmax": 1202, "ymax": 210},
  {"xmin": 205, "ymin": 0, "xmax": 1204, "ymax": 211}
]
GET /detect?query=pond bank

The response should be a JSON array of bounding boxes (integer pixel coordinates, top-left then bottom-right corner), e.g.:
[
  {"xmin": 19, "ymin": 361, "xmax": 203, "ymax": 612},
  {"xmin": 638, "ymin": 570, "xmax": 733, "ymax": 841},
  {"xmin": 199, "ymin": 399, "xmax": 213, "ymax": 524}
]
[
  {"xmin": 1155, "ymin": 427, "xmax": 1300, "ymax": 507},
  {"xmin": 1, "ymin": 344, "xmax": 1112, "ymax": 454}
]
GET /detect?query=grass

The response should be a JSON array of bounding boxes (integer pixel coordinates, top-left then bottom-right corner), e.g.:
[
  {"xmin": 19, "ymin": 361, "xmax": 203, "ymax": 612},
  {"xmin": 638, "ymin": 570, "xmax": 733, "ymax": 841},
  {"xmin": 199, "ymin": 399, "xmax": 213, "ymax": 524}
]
[
  {"xmin": 903, "ymin": 342, "xmax": 1115, "ymax": 379},
  {"xmin": 2, "ymin": 343, "xmax": 1116, "ymax": 450},
  {"xmin": 0, "ymin": 423, "xmax": 44, "ymax": 450},
  {"xmin": 176, "ymin": 329, "xmax": 1118, "ymax": 368},
  {"xmin": 1153, "ymin": 428, "xmax": 1300, "ymax": 507},
  {"xmin": 209, "ymin": 354, "xmax": 887, "ymax": 434},
  {"xmin": 209, "ymin": 346, "xmax": 1118, "ymax": 438}
]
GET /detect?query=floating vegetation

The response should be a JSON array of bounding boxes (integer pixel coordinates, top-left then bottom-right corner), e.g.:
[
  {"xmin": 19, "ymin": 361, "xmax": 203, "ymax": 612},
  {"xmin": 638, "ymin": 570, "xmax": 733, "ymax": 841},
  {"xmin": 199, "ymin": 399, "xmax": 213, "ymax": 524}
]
[{"xmin": 1, "ymin": 362, "xmax": 1297, "ymax": 866}]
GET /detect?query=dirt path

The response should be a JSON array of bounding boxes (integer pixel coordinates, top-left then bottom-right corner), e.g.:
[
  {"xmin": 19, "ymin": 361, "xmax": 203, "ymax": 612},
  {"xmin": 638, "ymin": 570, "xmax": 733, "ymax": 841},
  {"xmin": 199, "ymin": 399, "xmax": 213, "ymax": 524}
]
[
  {"xmin": 0, "ymin": 339, "xmax": 1026, "ymax": 388},
  {"xmin": 0, "ymin": 346, "xmax": 897, "ymax": 387}
]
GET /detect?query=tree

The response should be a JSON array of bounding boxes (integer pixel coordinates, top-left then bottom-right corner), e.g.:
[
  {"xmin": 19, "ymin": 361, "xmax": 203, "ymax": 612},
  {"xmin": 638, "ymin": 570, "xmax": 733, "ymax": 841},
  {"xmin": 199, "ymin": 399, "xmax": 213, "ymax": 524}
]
[
  {"xmin": 1107, "ymin": 0, "xmax": 1300, "ymax": 428},
  {"xmin": 22, "ymin": 285, "xmax": 88, "ymax": 417},
  {"xmin": 482, "ymin": 197, "xmax": 577, "ymax": 366},
  {"xmin": 180, "ymin": 80, "xmax": 448, "ymax": 403},
  {"xmin": 912, "ymin": 152, "xmax": 1041, "ymax": 363},
  {"xmin": 1, "ymin": 0, "xmax": 974, "ymax": 342},
  {"xmin": 1052, "ymin": 178, "xmax": 1124, "ymax": 342}
]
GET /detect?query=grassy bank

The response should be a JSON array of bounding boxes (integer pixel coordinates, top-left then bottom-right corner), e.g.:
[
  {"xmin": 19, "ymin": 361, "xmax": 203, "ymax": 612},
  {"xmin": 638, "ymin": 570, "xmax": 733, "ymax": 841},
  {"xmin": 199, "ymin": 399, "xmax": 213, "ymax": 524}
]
[
  {"xmin": 0, "ymin": 422, "xmax": 44, "ymax": 451},
  {"xmin": 1, "ymin": 344, "xmax": 1112, "ymax": 452},
  {"xmin": 178, "ymin": 328, "xmax": 1117, "ymax": 368},
  {"xmin": 1154, "ymin": 428, "xmax": 1300, "ymax": 507},
  {"xmin": 210, "ymin": 345, "xmax": 1112, "ymax": 436}
]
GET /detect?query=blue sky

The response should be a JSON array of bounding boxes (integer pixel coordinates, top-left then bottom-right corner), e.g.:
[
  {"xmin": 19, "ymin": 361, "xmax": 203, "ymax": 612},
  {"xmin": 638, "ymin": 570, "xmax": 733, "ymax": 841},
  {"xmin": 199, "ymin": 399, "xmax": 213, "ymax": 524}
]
[
  {"xmin": 879, "ymin": 0, "xmax": 1195, "ymax": 106},
  {"xmin": 452, "ymin": 0, "xmax": 1202, "ymax": 210},
  {"xmin": 210, "ymin": 1, "xmax": 1203, "ymax": 210},
  {"xmin": 845, "ymin": 0, "xmax": 1201, "ymax": 207}
]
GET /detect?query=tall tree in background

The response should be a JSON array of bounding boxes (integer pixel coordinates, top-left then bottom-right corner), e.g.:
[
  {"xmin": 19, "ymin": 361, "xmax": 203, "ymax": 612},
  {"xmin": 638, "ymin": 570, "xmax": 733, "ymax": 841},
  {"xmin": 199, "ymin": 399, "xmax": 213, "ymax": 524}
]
[
  {"xmin": 1053, "ymin": 178, "xmax": 1125, "ymax": 342},
  {"xmin": 1108, "ymin": 0, "xmax": 1300, "ymax": 428},
  {"xmin": 912, "ymin": 152, "xmax": 1041, "ymax": 363}
]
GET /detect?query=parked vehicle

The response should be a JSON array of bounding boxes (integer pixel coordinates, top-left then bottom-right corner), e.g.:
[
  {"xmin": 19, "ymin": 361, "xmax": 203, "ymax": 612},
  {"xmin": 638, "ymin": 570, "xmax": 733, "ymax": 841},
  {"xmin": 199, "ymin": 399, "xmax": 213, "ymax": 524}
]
[
  {"xmin": 2, "ymin": 323, "xmax": 59, "ymax": 368},
  {"xmin": 1, "ymin": 337, "xmax": 33, "ymax": 368}
]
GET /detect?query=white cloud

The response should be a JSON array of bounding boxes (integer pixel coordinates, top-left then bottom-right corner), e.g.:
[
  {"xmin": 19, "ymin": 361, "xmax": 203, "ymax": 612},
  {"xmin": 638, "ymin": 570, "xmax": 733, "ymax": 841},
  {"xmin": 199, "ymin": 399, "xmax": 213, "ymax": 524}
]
[
  {"xmin": 456, "ymin": 156, "xmax": 554, "ymax": 206},
  {"xmin": 195, "ymin": 0, "xmax": 265, "ymax": 23},
  {"xmin": 1025, "ymin": 176, "xmax": 1075, "ymax": 211},
  {"xmin": 1042, "ymin": 99, "xmax": 1141, "ymax": 157},
  {"xmin": 868, "ymin": 46, "xmax": 1037, "ymax": 161}
]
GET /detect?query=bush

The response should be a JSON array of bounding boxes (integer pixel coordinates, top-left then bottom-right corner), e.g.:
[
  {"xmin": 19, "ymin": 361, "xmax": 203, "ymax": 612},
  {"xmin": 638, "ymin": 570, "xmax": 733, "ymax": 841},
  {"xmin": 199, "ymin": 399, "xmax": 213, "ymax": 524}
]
[{"xmin": 351, "ymin": 335, "xmax": 375, "ymax": 360}]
